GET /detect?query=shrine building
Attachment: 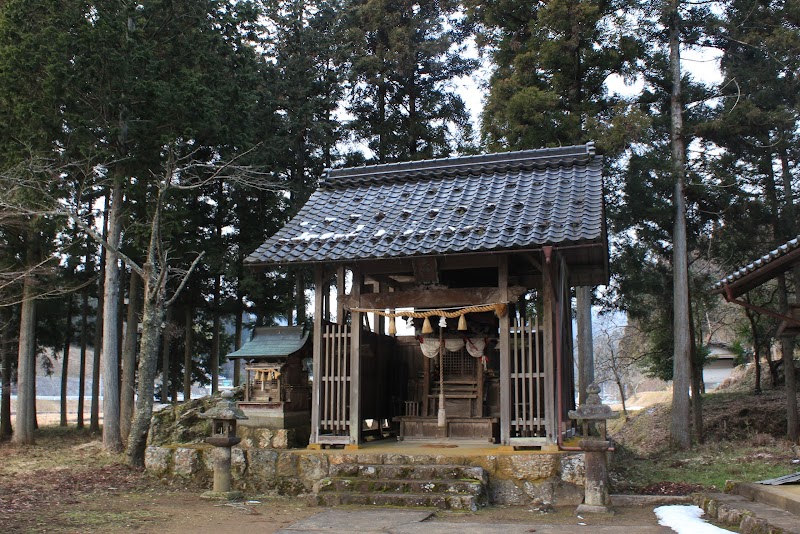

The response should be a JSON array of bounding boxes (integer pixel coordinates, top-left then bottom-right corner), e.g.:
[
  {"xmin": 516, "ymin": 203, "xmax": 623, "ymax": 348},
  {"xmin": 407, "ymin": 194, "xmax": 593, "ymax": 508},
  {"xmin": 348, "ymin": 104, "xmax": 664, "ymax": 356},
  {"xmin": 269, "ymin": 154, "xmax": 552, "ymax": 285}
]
[{"xmin": 245, "ymin": 143, "xmax": 608, "ymax": 450}]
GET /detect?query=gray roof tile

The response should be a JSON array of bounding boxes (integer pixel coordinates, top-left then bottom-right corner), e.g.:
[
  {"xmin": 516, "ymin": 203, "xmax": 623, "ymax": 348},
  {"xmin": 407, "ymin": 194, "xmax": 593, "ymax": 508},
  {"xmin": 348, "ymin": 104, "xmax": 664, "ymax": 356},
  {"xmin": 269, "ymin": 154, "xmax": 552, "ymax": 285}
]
[
  {"xmin": 227, "ymin": 326, "xmax": 309, "ymax": 359},
  {"xmin": 246, "ymin": 144, "xmax": 605, "ymax": 265},
  {"xmin": 713, "ymin": 236, "xmax": 800, "ymax": 291}
]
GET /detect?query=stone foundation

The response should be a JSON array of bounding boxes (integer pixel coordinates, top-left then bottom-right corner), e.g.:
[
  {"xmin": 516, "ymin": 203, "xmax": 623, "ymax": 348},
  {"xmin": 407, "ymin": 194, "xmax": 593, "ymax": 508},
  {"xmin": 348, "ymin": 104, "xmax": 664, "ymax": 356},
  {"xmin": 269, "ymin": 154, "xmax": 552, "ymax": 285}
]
[{"xmin": 145, "ymin": 445, "xmax": 585, "ymax": 506}]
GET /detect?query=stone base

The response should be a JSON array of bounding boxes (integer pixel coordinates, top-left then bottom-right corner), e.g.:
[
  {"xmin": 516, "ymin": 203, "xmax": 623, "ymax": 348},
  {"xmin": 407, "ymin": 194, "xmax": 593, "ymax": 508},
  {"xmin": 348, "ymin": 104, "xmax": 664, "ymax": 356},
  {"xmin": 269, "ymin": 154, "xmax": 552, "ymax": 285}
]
[
  {"xmin": 146, "ymin": 445, "xmax": 587, "ymax": 507},
  {"xmin": 576, "ymin": 503, "xmax": 615, "ymax": 515},
  {"xmin": 201, "ymin": 490, "xmax": 243, "ymax": 501}
]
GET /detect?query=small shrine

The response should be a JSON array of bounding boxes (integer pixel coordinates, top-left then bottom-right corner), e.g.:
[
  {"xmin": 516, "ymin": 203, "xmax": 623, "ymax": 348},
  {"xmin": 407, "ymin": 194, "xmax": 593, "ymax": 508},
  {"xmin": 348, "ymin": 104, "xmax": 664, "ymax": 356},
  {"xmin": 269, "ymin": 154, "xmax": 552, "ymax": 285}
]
[{"xmin": 226, "ymin": 326, "xmax": 312, "ymax": 442}]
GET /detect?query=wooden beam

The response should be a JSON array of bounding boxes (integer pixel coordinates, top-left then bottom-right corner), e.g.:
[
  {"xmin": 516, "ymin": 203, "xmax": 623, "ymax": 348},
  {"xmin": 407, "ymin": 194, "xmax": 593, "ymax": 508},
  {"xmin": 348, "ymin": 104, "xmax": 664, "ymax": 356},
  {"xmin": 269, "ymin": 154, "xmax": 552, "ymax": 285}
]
[
  {"xmin": 349, "ymin": 269, "xmax": 363, "ymax": 445},
  {"xmin": 498, "ymin": 255, "xmax": 511, "ymax": 446},
  {"xmin": 343, "ymin": 285, "xmax": 527, "ymax": 310},
  {"xmin": 366, "ymin": 273, "xmax": 403, "ymax": 290},
  {"xmin": 336, "ymin": 266, "xmax": 345, "ymax": 324},
  {"xmin": 522, "ymin": 252, "xmax": 543, "ymax": 272},
  {"xmin": 310, "ymin": 265, "xmax": 324, "ymax": 445},
  {"xmin": 412, "ymin": 257, "xmax": 439, "ymax": 284},
  {"xmin": 542, "ymin": 251, "xmax": 557, "ymax": 444},
  {"xmin": 353, "ymin": 253, "xmax": 504, "ymax": 278}
]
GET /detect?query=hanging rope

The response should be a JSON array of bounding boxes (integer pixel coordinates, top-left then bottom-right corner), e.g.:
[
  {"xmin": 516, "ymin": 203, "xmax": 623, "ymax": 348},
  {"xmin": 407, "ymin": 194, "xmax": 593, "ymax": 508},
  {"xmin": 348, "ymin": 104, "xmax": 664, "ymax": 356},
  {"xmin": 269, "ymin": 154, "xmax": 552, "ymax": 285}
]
[
  {"xmin": 350, "ymin": 303, "xmax": 508, "ymax": 320},
  {"xmin": 438, "ymin": 316, "xmax": 446, "ymax": 427}
]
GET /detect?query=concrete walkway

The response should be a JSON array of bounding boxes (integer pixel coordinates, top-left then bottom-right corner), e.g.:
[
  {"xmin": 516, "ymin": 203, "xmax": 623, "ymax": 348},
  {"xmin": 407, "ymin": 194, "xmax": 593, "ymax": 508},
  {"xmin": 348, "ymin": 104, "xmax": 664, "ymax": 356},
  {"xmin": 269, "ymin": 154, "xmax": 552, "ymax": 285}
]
[{"xmin": 277, "ymin": 509, "xmax": 673, "ymax": 534}]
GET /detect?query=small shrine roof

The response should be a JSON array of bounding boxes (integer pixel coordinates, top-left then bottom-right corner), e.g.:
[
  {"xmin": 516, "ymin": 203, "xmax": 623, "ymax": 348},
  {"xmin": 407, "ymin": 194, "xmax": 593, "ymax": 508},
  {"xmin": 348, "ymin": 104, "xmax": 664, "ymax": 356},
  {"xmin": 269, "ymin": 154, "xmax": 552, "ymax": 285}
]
[
  {"xmin": 245, "ymin": 143, "xmax": 605, "ymax": 266},
  {"xmin": 226, "ymin": 326, "xmax": 310, "ymax": 360},
  {"xmin": 713, "ymin": 235, "xmax": 800, "ymax": 298}
]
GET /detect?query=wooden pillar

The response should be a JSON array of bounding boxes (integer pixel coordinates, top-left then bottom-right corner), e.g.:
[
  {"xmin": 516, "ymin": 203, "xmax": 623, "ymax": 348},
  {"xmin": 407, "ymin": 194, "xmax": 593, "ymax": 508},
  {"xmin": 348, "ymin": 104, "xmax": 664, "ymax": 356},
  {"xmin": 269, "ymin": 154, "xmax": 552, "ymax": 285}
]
[
  {"xmin": 422, "ymin": 354, "xmax": 430, "ymax": 416},
  {"xmin": 542, "ymin": 250, "xmax": 557, "ymax": 443},
  {"xmin": 377, "ymin": 282, "xmax": 387, "ymax": 335},
  {"xmin": 349, "ymin": 269, "xmax": 363, "ymax": 446},
  {"xmin": 498, "ymin": 255, "xmax": 511, "ymax": 445},
  {"xmin": 310, "ymin": 265, "xmax": 325, "ymax": 445},
  {"xmin": 336, "ymin": 266, "xmax": 345, "ymax": 325},
  {"xmin": 576, "ymin": 286, "xmax": 595, "ymax": 405}
]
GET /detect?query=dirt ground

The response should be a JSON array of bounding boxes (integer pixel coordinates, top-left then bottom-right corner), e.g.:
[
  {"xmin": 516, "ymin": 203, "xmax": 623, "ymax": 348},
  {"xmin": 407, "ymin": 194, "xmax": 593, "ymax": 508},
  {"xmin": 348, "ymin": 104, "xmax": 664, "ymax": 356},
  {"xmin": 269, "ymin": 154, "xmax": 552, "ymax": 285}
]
[
  {"xmin": 1, "ymin": 473, "xmax": 668, "ymax": 534},
  {"xmin": 0, "ymin": 428, "xmax": 670, "ymax": 534}
]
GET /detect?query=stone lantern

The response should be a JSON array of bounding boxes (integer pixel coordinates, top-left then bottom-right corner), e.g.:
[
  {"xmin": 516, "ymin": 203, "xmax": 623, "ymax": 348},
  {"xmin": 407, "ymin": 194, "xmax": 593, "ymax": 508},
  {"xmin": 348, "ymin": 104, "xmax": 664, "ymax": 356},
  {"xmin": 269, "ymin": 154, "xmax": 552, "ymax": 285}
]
[
  {"xmin": 201, "ymin": 390, "xmax": 248, "ymax": 499},
  {"xmin": 568, "ymin": 382, "xmax": 619, "ymax": 515}
]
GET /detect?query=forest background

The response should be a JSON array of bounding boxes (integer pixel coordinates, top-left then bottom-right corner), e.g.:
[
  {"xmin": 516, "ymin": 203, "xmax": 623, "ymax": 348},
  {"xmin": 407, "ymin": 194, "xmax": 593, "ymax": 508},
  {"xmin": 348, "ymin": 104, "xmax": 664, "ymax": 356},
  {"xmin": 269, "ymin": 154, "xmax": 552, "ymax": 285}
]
[{"xmin": 0, "ymin": 0, "xmax": 798, "ymax": 463}]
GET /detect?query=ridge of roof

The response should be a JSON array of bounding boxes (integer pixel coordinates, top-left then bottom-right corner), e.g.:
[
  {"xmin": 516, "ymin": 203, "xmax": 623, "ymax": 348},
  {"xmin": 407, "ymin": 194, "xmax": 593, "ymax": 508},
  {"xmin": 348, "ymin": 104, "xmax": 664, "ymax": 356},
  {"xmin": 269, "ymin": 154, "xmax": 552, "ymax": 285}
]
[{"xmin": 321, "ymin": 143, "xmax": 596, "ymax": 188}]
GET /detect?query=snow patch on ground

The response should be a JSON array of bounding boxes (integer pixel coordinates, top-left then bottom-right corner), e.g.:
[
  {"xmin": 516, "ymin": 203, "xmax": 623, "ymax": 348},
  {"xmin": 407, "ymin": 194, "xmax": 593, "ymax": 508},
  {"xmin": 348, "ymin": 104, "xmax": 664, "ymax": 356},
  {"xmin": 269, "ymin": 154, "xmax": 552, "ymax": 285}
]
[{"xmin": 654, "ymin": 505, "xmax": 734, "ymax": 533}]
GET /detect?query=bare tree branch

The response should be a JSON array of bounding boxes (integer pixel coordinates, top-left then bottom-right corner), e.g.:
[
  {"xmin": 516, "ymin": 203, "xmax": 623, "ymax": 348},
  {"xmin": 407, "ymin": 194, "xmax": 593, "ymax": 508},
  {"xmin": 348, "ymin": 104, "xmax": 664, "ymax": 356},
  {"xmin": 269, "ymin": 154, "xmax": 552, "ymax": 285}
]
[{"xmin": 165, "ymin": 251, "xmax": 206, "ymax": 308}]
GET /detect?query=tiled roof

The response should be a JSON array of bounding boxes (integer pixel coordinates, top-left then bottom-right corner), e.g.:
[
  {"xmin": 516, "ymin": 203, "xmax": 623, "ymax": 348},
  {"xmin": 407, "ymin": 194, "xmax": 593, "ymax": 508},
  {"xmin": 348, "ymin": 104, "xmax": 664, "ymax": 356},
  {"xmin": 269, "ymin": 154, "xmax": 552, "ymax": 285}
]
[
  {"xmin": 713, "ymin": 236, "xmax": 800, "ymax": 294},
  {"xmin": 226, "ymin": 326, "xmax": 310, "ymax": 359},
  {"xmin": 246, "ymin": 143, "xmax": 605, "ymax": 265}
]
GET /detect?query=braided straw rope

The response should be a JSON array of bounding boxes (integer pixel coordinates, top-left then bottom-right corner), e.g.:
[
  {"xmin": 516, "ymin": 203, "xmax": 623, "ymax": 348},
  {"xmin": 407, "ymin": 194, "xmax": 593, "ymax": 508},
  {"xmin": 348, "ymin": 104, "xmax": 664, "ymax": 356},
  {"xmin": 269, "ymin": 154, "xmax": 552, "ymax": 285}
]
[{"xmin": 350, "ymin": 302, "xmax": 507, "ymax": 319}]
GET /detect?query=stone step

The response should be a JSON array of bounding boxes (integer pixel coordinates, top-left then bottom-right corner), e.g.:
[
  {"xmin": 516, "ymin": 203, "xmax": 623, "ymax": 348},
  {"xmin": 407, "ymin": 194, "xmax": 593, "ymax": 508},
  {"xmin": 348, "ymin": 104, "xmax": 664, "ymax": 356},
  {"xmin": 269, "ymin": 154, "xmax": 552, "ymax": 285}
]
[
  {"xmin": 313, "ymin": 490, "xmax": 481, "ymax": 511},
  {"xmin": 319, "ymin": 477, "xmax": 484, "ymax": 496},
  {"xmin": 694, "ymin": 492, "xmax": 800, "ymax": 534},
  {"xmin": 328, "ymin": 462, "xmax": 487, "ymax": 483}
]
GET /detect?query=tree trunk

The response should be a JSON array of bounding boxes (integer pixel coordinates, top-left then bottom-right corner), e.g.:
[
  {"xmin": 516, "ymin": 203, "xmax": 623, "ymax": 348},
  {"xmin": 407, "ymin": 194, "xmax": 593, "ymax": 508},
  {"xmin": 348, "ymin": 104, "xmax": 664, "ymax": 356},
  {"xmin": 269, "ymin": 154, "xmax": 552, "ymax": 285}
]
[
  {"xmin": 160, "ymin": 305, "xmax": 173, "ymax": 402},
  {"xmin": 690, "ymin": 339, "xmax": 704, "ymax": 444},
  {"xmin": 13, "ymin": 260, "xmax": 37, "ymax": 445},
  {"xmin": 747, "ymin": 309, "xmax": 763, "ymax": 394},
  {"xmin": 233, "ymin": 293, "xmax": 243, "ymax": 387},
  {"xmin": 576, "ymin": 286, "xmax": 594, "ymax": 404},
  {"xmin": 183, "ymin": 305, "xmax": 193, "ymax": 401},
  {"xmin": 668, "ymin": 0, "xmax": 692, "ymax": 450},
  {"xmin": 90, "ymin": 196, "xmax": 109, "ymax": 433},
  {"xmin": 77, "ymin": 291, "xmax": 89, "ymax": 429},
  {"xmin": 211, "ymin": 274, "xmax": 221, "ymax": 394},
  {"xmin": 782, "ymin": 338, "xmax": 798, "ymax": 441},
  {"xmin": 1, "ymin": 307, "xmax": 13, "ymax": 440},
  {"xmin": 776, "ymin": 274, "xmax": 799, "ymax": 441},
  {"xmin": 102, "ymin": 180, "xmax": 124, "ymax": 452},
  {"xmin": 117, "ymin": 264, "xmax": 125, "ymax": 365},
  {"xmin": 778, "ymin": 146, "xmax": 799, "ymax": 442},
  {"xmin": 120, "ymin": 270, "xmax": 140, "ymax": 440},
  {"xmin": 616, "ymin": 377, "xmax": 628, "ymax": 420},
  {"xmin": 59, "ymin": 295, "xmax": 74, "ymax": 426},
  {"xmin": 126, "ymin": 265, "xmax": 165, "ymax": 468}
]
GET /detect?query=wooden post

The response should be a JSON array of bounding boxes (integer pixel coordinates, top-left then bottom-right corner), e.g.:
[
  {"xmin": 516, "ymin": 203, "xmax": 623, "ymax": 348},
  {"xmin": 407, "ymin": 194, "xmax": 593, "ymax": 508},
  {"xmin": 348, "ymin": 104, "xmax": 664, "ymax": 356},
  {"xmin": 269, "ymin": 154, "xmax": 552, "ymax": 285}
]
[
  {"xmin": 422, "ymin": 354, "xmax": 430, "ymax": 416},
  {"xmin": 498, "ymin": 255, "xmax": 511, "ymax": 445},
  {"xmin": 336, "ymin": 266, "xmax": 345, "ymax": 324},
  {"xmin": 576, "ymin": 286, "xmax": 594, "ymax": 405},
  {"xmin": 542, "ymin": 249, "xmax": 557, "ymax": 444},
  {"xmin": 349, "ymin": 269, "xmax": 363, "ymax": 446},
  {"xmin": 310, "ymin": 265, "xmax": 325, "ymax": 445}
]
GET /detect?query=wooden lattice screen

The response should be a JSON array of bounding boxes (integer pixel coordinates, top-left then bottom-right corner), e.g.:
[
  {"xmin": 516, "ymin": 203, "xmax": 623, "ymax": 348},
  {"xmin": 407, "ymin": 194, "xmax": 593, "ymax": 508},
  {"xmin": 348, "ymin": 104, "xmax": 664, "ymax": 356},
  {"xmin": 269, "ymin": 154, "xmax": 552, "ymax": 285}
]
[
  {"xmin": 319, "ymin": 323, "xmax": 351, "ymax": 436},
  {"xmin": 510, "ymin": 316, "xmax": 546, "ymax": 438},
  {"xmin": 441, "ymin": 349, "xmax": 476, "ymax": 378}
]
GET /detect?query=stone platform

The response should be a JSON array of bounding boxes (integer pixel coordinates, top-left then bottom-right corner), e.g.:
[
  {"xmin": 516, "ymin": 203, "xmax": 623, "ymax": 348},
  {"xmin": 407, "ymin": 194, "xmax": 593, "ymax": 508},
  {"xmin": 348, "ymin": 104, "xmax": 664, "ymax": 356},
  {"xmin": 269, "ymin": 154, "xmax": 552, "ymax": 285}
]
[{"xmin": 145, "ymin": 440, "xmax": 586, "ymax": 506}]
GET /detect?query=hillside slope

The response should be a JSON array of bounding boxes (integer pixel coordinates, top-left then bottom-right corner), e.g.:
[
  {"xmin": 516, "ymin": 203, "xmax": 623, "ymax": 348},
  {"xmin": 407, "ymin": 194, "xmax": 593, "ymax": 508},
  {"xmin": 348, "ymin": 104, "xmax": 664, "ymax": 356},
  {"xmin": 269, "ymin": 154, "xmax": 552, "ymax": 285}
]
[{"xmin": 608, "ymin": 371, "xmax": 800, "ymax": 494}]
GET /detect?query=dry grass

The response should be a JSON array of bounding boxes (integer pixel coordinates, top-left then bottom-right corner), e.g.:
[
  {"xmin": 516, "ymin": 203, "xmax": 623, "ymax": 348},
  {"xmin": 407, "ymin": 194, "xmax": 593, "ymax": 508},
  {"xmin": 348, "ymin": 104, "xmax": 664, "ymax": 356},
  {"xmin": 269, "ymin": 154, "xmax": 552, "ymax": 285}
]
[{"xmin": 608, "ymin": 383, "xmax": 800, "ymax": 493}]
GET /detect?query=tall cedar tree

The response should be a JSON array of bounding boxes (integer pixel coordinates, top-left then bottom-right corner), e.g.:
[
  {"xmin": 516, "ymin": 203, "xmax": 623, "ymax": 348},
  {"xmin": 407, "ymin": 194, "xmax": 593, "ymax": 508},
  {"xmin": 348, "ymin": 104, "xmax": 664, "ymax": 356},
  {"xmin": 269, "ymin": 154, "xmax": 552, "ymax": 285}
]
[
  {"xmin": 700, "ymin": 0, "xmax": 800, "ymax": 441},
  {"xmin": 468, "ymin": 0, "xmax": 639, "ymax": 152},
  {"xmin": 0, "ymin": 0, "xmax": 84, "ymax": 444},
  {"xmin": 344, "ymin": 0, "xmax": 476, "ymax": 163}
]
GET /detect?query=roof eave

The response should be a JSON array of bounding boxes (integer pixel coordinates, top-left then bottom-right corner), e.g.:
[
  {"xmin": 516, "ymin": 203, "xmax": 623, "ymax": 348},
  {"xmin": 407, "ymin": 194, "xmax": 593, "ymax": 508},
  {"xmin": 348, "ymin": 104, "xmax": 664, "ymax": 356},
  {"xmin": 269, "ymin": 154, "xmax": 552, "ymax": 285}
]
[{"xmin": 717, "ymin": 245, "xmax": 800, "ymax": 299}]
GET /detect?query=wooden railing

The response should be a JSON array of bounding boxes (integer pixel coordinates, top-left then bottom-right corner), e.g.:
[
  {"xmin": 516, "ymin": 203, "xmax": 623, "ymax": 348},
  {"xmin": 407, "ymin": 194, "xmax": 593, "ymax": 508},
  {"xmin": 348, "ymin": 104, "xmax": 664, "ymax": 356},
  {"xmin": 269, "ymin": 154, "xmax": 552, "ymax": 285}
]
[
  {"xmin": 510, "ymin": 316, "xmax": 546, "ymax": 441},
  {"xmin": 319, "ymin": 323, "xmax": 351, "ymax": 438}
]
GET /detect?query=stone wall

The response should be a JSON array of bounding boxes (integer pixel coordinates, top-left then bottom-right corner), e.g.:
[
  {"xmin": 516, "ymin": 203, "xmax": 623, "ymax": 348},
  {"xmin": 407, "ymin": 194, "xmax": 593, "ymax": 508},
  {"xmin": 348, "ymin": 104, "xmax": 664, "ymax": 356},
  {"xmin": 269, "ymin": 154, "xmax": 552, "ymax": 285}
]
[{"xmin": 145, "ymin": 445, "xmax": 585, "ymax": 507}]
